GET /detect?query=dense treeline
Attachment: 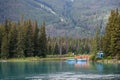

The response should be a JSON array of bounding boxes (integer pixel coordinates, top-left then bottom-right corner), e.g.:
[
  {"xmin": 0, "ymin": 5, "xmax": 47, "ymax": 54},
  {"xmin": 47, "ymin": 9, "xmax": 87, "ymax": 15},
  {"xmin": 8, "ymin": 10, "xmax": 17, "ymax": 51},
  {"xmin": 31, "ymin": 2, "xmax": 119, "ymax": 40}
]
[
  {"xmin": 47, "ymin": 37, "xmax": 90, "ymax": 55},
  {"xmin": 102, "ymin": 9, "xmax": 120, "ymax": 59},
  {"xmin": 0, "ymin": 18, "xmax": 91, "ymax": 59},
  {"xmin": 0, "ymin": 19, "xmax": 47, "ymax": 59},
  {"xmin": 91, "ymin": 9, "xmax": 120, "ymax": 60},
  {"xmin": 0, "ymin": 9, "xmax": 120, "ymax": 59}
]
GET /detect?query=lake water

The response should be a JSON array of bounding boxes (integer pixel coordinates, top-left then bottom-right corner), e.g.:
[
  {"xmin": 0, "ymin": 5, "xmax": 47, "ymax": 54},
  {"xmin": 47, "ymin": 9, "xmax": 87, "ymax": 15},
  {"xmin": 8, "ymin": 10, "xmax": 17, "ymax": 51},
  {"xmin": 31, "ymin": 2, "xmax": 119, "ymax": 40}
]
[{"xmin": 0, "ymin": 61, "xmax": 120, "ymax": 80}]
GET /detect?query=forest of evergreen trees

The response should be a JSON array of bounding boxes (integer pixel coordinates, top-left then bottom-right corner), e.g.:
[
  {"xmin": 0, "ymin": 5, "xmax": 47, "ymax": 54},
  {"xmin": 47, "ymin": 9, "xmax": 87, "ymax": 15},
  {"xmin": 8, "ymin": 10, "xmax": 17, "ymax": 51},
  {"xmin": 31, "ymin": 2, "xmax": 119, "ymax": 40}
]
[
  {"xmin": 91, "ymin": 9, "xmax": 120, "ymax": 60},
  {"xmin": 0, "ymin": 18, "xmax": 91, "ymax": 59},
  {"xmin": 0, "ymin": 9, "xmax": 120, "ymax": 59},
  {"xmin": 102, "ymin": 9, "xmax": 120, "ymax": 59},
  {"xmin": 0, "ymin": 19, "xmax": 48, "ymax": 59}
]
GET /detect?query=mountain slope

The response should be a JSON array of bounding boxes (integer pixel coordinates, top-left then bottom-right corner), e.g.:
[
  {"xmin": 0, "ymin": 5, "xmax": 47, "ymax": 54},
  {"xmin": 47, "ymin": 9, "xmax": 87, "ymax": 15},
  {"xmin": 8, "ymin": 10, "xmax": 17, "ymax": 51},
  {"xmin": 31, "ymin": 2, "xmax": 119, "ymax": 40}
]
[{"xmin": 0, "ymin": 0, "xmax": 120, "ymax": 37}]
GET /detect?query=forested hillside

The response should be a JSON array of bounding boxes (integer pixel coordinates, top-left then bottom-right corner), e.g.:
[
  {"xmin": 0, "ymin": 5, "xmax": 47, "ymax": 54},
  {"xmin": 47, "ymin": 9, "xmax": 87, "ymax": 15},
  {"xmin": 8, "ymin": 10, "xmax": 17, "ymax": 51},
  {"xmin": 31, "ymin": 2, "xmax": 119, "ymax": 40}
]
[
  {"xmin": 0, "ymin": 9, "xmax": 120, "ymax": 59},
  {"xmin": 0, "ymin": 0, "xmax": 119, "ymax": 37}
]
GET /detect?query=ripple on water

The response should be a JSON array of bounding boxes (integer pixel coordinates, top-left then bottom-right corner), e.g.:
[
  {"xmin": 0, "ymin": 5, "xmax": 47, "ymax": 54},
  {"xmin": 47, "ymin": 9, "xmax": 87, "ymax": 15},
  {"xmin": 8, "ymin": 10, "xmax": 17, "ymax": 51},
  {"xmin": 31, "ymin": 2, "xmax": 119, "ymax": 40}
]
[{"xmin": 25, "ymin": 72, "xmax": 120, "ymax": 80}]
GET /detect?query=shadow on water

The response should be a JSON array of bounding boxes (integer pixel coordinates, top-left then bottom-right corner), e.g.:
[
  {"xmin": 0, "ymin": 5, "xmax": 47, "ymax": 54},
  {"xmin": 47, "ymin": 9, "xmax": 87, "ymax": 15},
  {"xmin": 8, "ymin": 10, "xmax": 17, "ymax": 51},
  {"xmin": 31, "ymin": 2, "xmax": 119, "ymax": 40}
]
[{"xmin": 0, "ymin": 61, "xmax": 120, "ymax": 80}]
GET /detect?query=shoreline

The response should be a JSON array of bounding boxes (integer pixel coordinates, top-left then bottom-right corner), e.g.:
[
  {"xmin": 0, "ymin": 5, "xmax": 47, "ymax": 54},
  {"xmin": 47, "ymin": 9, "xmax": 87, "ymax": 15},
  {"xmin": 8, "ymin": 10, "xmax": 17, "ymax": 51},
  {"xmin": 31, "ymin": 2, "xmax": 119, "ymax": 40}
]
[
  {"xmin": 0, "ymin": 57, "xmax": 120, "ymax": 63},
  {"xmin": 0, "ymin": 57, "xmax": 70, "ymax": 62},
  {"xmin": 95, "ymin": 59, "xmax": 120, "ymax": 64}
]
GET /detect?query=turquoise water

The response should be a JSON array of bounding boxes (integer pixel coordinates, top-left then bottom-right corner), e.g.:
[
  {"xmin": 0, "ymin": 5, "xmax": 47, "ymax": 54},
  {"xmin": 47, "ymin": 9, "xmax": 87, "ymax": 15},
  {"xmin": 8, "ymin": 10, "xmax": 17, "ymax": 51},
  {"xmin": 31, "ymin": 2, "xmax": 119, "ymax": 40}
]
[{"xmin": 0, "ymin": 61, "xmax": 120, "ymax": 80}]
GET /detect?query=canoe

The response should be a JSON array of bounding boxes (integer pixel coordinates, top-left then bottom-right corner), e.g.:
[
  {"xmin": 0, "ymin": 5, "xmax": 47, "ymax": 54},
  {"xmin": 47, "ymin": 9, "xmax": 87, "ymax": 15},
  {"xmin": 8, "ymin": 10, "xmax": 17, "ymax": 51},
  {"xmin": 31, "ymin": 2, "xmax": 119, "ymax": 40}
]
[
  {"xmin": 66, "ymin": 59, "xmax": 87, "ymax": 62},
  {"xmin": 77, "ymin": 59, "xmax": 87, "ymax": 62}
]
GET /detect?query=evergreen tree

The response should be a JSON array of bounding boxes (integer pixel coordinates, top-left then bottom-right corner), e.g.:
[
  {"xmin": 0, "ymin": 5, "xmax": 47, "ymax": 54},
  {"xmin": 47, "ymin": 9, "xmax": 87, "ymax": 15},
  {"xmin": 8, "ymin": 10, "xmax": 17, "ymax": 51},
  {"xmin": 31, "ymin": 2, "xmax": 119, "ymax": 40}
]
[
  {"xmin": 38, "ymin": 22, "xmax": 47, "ymax": 57},
  {"xmin": 16, "ymin": 21, "xmax": 25, "ymax": 57},
  {"xmin": 103, "ymin": 9, "xmax": 120, "ymax": 57},
  {"xmin": 90, "ymin": 37, "xmax": 97, "ymax": 54},
  {"xmin": 33, "ymin": 21, "xmax": 39, "ymax": 56},
  {"xmin": 8, "ymin": 22, "xmax": 17, "ymax": 58},
  {"xmin": 95, "ymin": 25, "xmax": 101, "ymax": 51},
  {"xmin": 24, "ymin": 20, "xmax": 34, "ymax": 57},
  {"xmin": 0, "ymin": 25, "xmax": 3, "ymax": 57},
  {"xmin": 1, "ymin": 20, "xmax": 10, "ymax": 59},
  {"xmin": 54, "ymin": 43, "xmax": 59, "ymax": 54}
]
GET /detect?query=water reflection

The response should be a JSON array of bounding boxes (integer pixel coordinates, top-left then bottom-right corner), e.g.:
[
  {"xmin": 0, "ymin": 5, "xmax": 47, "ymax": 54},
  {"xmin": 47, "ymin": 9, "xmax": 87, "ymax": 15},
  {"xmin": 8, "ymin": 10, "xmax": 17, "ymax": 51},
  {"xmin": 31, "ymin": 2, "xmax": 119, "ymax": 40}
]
[
  {"xmin": 96, "ymin": 62, "xmax": 103, "ymax": 72},
  {"xmin": 66, "ymin": 60, "xmax": 89, "ymax": 68},
  {"xmin": 66, "ymin": 60, "xmax": 76, "ymax": 64},
  {"xmin": 66, "ymin": 60, "xmax": 120, "ymax": 74},
  {"xmin": 0, "ymin": 61, "xmax": 120, "ymax": 80},
  {"xmin": 75, "ymin": 61, "xmax": 89, "ymax": 68}
]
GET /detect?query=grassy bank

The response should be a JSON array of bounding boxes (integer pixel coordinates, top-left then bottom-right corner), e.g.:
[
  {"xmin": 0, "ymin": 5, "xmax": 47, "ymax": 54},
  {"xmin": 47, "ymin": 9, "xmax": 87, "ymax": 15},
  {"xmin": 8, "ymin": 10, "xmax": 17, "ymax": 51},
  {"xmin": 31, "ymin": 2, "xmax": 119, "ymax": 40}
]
[
  {"xmin": 0, "ymin": 54, "xmax": 90, "ymax": 62},
  {"xmin": 89, "ymin": 54, "xmax": 120, "ymax": 63},
  {"xmin": 0, "ymin": 56, "xmax": 74, "ymax": 62},
  {"xmin": 1, "ymin": 55, "xmax": 119, "ymax": 63},
  {"xmin": 95, "ymin": 59, "xmax": 120, "ymax": 63}
]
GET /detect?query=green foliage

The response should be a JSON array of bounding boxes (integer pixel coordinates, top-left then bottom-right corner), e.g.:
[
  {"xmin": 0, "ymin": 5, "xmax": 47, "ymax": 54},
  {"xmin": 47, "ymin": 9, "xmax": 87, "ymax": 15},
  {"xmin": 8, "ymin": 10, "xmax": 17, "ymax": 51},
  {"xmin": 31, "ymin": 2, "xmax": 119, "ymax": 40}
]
[
  {"xmin": 16, "ymin": 21, "xmax": 26, "ymax": 58},
  {"xmin": 107, "ymin": 56, "xmax": 112, "ymax": 60},
  {"xmin": 1, "ymin": 35, "xmax": 9, "ymax": 59},
  {"xmin": 1, "ymin": 20, "xmax": 10, "ymax": 59},
  {"xmin": 33, "ymin": 21, "xmax": 39, "ymax": 56},
  {"xmin": 116, "ymin": 54, "xmax": 120, "ymax": 60},
  {"xmin": 0, "ymin": 18, "xmax": 97, "ymax": 59},
  {"xmin": 54, "ymin": 43, "xmax": 59, "ymax": 55},
  {"xmin": 0, "ymin": 9, "xmax": 120, "ymax": 59},
  {"xmin": 89, "ymin": 54, "xmax": 96, "ymax": 61},
  {"xmin": 90, "ymin": 25, "xmax": 102, "ymax": 56},
  {"xmin": 24, "ymin": 20, "xmax": 34, "ymax": 57},
  {"xmin": 38, "ymin": 22, "xmax": 47, "ymax": 58},
  {"xmin": 90, "ymin": 9, "xmax": 120, "ymax": 60},
  {"xmin": 0, "ymin": 19, "xmax": 48, "ymax": 58},
  {"xmin": 47, "ymin": 37, "xmax": 91, "ymax": 56},
  {"xmin": 103, "ymin": 9, "xmax": 120, "ymax": 58},
  {"xmin": 8, "ymin": 22, "xmax": 17, "ymax": 58},
  {"xmin": 65, "ymin": 52, "xmax": 74, "ymax": 57},
  {"xmin": 0, "ymin": 25, "xmax": 3, "ymax": 57}
]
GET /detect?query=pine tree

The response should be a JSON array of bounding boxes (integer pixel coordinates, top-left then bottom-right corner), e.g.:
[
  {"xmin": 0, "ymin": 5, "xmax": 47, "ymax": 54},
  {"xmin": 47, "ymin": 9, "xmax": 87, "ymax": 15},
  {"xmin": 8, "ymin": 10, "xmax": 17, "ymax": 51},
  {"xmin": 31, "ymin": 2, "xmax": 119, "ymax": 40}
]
[
  {"xmin": 16, "ymin": 21, "xmax": 25, "ymax": 57},
  {"xmin": 103, "ymin": 9, "xmax": 120, "ymax": 57},
  {"xmin": 24, "ymin": 20, "xmax": 34, "ymax": 57},
  {"xmin": 54, "ymin": 43, "xmax": 59, "ymax": 54},
  {"xmin": 1, "ymin": 20, "xmax": 10, "ymax": 59},
  {"xmin": 90, "ymin": 25, "xmax": 101, "ymax": 55},
  {"xmin": 90, "ymin": 37, "xmax": 97, "ymax": 54},
  {"xmin": 8, "ymin": 22, "xmax": 17, "ymax": 58},
  {"xmin": 110, "ymin": 9, "xmax": 120, "ymax": 56},
  {"xmin": 0, "ymin": 25, "xmax": 3, "ymax": 57},
  {"xmin": 38, "ymin": 22, "xmax": 47, "ymax": 57},
  {"xmin": 95, "ymin": 25, "xmax": 101, "ymax": 51},
  {"xmin": 33, "ymin": 21, "xmax": 39, "ymax": 56}
]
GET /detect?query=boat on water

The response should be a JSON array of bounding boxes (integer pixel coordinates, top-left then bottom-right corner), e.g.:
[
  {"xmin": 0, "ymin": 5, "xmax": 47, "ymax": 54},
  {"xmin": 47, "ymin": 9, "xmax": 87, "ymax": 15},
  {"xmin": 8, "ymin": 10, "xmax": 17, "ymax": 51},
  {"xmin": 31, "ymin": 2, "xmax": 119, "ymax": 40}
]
[
  {"xmin": 66, "ymin": 55, "xmax": 89, "ymax": 62},
  {"xmin": 66, "ymin": 58, "xmax": 87, "ymax": 62},
  {"xmin": 77, "ymin": 59, "xmax": 87, "ymax": 62}
]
